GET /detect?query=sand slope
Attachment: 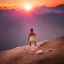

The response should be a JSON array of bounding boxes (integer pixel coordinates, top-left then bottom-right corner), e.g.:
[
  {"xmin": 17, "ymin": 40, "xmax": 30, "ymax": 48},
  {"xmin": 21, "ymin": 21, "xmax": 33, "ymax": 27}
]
[{"xmin": 0, "ymin": 36, "xmax": 64, "ymax": 64}]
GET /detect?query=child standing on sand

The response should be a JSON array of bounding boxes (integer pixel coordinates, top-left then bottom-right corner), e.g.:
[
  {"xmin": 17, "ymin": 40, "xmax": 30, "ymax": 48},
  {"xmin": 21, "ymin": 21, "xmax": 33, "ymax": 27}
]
[{"xmin": 28, "ymin": 28, "xmax": 37, "ymax": 46}]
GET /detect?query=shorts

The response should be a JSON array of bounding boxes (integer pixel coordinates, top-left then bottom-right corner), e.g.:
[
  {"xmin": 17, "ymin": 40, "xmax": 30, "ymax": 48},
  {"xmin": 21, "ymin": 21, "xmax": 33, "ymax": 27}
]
[{"xmin": 29, "ymin": 36, "xmax": 36, "ymax": 42}]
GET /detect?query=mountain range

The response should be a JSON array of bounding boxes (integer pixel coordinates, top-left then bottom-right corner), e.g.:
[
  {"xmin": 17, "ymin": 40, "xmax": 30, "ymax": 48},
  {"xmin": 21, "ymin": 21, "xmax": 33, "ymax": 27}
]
[{"xmin": 32, "ymin": 4, "xmax": 64, "ymax": 14}]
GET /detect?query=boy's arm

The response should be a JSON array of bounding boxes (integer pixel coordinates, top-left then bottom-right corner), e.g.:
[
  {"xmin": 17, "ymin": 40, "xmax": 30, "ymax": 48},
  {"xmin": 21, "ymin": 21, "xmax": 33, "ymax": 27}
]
[
  {"xmin": 34, "ymin": 33, "xmax": 36, "ymax": 37},
  {"xmin": 35, "ymin": 34, "xmax": 36, "ymax": 36},
  {"xmin": 28, "ymin": 34, "xmax": 30, "ymax": 41}
]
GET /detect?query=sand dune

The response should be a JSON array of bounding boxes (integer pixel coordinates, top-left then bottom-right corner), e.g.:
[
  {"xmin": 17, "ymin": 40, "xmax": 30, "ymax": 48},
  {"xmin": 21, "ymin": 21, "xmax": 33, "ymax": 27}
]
[{"xmin": 0, "ymin": 36, "xmax": 64, "ymax": 64}]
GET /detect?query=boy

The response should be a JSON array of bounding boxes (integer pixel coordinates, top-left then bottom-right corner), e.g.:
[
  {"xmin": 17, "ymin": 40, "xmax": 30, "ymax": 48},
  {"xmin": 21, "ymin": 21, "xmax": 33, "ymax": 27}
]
[{"xmin": 28, "ymin": 28, "xmax": 37, "ymax": 46}]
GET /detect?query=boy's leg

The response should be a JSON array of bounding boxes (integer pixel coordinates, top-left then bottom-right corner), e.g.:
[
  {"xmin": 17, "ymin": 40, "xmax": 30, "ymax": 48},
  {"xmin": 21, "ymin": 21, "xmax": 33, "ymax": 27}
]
[
  {"xmin": 34, "ymin": 41, "xmax": 37, "ymax": 46},
  {"xmin": 29, "ymin": 41, "xmax": 31, "ymax": 46}
]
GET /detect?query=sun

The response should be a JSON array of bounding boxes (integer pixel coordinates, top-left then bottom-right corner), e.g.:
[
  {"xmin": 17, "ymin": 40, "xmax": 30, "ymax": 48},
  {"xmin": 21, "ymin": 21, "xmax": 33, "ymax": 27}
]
[{"xmin": 24, "ymin": 4, "xmax": 32, "ymax": 11}]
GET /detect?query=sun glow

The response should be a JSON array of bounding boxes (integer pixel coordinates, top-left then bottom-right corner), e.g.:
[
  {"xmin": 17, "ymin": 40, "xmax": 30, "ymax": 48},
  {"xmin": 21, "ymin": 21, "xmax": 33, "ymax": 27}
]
[{"xmin": 24, "ymin": 4, "xmax": 32, "ymax": 11}]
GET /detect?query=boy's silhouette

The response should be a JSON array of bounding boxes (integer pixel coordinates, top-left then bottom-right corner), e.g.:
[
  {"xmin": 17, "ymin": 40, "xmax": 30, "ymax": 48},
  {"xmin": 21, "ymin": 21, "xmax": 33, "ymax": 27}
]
[{"xmin": 28, "ymin": 28, "xmax": 37, "ymax": 46}]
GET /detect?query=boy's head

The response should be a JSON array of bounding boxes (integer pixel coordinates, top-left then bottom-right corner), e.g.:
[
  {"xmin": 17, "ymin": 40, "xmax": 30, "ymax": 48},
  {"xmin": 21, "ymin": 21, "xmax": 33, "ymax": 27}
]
[{"xmin": 30, "ymin": 28, "xmax": 33, "ymax": 32}]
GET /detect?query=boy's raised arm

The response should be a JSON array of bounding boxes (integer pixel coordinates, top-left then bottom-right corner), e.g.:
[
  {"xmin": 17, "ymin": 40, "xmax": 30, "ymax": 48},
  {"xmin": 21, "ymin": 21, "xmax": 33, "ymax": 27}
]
[{"xmin": 34, "ymin": 33, "xmax": 36, "ymax": 37}]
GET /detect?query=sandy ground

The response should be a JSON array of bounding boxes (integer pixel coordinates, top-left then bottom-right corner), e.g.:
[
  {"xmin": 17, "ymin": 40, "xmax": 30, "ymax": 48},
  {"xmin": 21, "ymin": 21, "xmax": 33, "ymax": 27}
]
[{"xmin": 0, "ymin": 36, "xmax": 64, "ymax": 64}]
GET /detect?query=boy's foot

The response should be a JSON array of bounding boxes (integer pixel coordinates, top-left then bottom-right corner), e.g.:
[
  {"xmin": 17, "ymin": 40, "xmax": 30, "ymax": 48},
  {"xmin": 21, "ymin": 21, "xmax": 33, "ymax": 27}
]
[{"xmin": 35, "ymin": 44, "xmax": 37, "ymax": 46}]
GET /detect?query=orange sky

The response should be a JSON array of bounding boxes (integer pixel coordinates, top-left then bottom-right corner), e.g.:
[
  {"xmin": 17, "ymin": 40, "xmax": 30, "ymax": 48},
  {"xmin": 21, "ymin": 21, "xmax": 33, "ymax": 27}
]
[{"xmin": 0, "ymin": 0, "xmax": 64, "ymax": 8}]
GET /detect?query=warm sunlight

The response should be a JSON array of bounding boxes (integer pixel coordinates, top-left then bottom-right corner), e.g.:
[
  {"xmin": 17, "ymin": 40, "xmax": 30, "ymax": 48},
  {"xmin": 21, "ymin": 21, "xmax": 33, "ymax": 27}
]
[{"xmin": 24, "ymin": 4, "xmax": 32, "ymax": 11}]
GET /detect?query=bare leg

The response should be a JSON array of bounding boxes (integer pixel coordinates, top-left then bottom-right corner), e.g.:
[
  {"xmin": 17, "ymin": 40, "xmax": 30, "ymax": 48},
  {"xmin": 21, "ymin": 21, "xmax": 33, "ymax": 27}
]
[
  {"xmin": 34, "ymin": 41, "xmax": 37, "ymax": 46},
  {"xmin": 29, "ymin": 41, "xmax": 31, "ymax": 46}
]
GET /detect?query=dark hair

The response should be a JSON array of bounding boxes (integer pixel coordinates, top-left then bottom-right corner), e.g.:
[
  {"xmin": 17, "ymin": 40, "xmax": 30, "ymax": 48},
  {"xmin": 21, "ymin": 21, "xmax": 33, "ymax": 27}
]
[{"xmin": 30, "ymin": 28, "xmax": 33, "ymax": 32}]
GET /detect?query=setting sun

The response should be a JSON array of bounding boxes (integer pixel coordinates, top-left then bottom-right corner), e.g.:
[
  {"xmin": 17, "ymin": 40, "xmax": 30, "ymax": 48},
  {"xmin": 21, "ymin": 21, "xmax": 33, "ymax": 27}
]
[{"xmin": 24, "ymin": 4, "xmax": 32, "ymax": 11}]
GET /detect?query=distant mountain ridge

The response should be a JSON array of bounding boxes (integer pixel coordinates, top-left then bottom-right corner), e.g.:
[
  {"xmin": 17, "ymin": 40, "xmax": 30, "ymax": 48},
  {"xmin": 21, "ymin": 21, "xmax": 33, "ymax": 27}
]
[
  {"xmin": 53, "ymin": 4, "xmax": 64, "ymax": 11},
  {"xmin": 33, "ymin": 4, "xmax": 64, "ymax": 14}
]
